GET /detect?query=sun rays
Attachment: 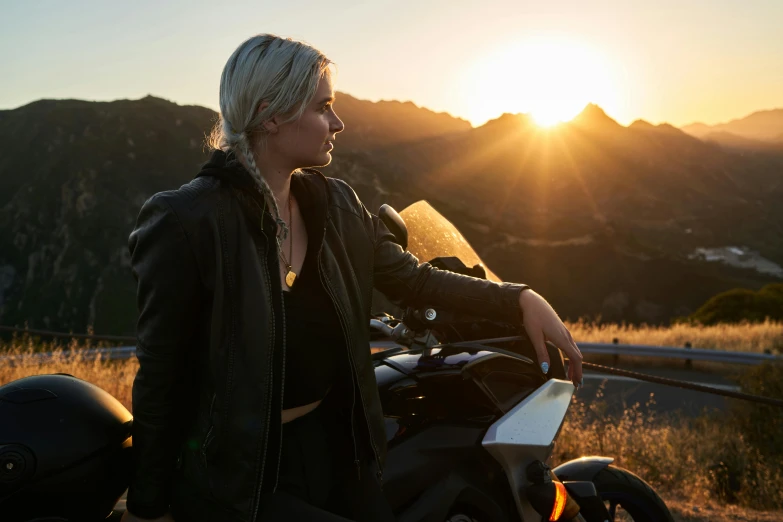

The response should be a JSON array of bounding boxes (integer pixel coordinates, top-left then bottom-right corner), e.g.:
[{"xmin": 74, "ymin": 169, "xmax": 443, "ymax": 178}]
[{"xmin": 462, "ymin": 34, "xmax": 620, "ymax": 128}]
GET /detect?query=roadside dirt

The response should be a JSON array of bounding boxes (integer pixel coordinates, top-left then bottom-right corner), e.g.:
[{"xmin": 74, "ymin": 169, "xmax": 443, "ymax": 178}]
[{"xmin": 667, "ymin": 499, "xmax": 782, "ymax": 522}]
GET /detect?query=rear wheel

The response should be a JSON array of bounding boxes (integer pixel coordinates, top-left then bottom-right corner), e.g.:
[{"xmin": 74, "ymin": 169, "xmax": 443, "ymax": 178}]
[{"xmin": 592, "ymin": 466, "xmax": 674, "ymax": 522}]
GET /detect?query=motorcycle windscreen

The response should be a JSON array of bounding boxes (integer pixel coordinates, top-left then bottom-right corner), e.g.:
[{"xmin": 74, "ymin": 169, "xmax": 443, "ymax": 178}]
[{"xmin": 398, "ymin": 200, "xmax": 501, "ymax": 283}]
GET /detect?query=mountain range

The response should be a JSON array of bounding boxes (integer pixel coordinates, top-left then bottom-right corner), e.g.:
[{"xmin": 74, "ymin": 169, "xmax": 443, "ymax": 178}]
[
  {"xmin": 1, "ymin": 95, "xmax": 781, "ymax": 337},
  {"xmin": 681, "ymin": 108, "xmax": 783, "ymax": 151}
]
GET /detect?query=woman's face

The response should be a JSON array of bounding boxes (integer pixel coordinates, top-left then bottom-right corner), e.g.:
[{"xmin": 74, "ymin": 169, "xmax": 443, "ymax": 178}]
[{"xmin": 269, "ymin": 73, "xmax": 345, "ymax": 170}]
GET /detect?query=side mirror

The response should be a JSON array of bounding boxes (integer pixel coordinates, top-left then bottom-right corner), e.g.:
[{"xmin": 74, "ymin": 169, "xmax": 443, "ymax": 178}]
[{"xmin": 379, "ymin": 204, "xmax": 408, "ymax": 251}]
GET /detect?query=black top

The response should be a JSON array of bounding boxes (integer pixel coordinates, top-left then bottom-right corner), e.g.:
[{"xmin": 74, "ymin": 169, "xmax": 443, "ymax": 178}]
[
  {"xmin": 280, "ymin": 188, "xmax": 351, "ymax": 410},
  {"xmin": 199, "ymin": 151, "xmax": 353, "ymax": 410}
]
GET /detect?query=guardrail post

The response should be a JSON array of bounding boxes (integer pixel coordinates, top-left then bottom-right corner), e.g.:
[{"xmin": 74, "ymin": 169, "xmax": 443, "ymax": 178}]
[
  {"xmin": 684, "ymin": 341, "xmax": 692, "ymax": 369},
  {"xmin": 612, "ymin": 338, "xmax": 619, "ymax": 366}
]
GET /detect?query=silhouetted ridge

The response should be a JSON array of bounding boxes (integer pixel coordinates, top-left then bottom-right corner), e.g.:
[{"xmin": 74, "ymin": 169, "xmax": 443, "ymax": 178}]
[
  {"xmin": 680, "ymin": 122, "xmax": 711, "ymax": 136},
  {"xmin": 629, "ymin": 119, "xmax": 655, "ymax": 129},
  {"xmin": 571, "ymin": 103, "xmax": 620, "ymax": 128},
  {"xmin": 630, "ymin": 119, "xmax": 695, "ymax": 138},
  {"xmin": 703, "ymin": 131, "xmax": 783, "ymax": 151},
  {"xmin": 479, "ymin": 112, "xmax": 536, "ymax": 130},
  {"xmin": 326, "ymin": 92, "xmax": 471, "ymax": 149},
  {"xmin": 653, "ymin": 123, "xmax": 690, "ymax": 136},
  {"xmin": 681, "ymin": 108, "xmax": 783, "ymax": 142}
]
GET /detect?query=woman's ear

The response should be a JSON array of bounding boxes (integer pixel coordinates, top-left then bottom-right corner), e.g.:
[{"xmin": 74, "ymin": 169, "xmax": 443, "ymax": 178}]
[{"xmin": 257, "ymin": 101, "xmax": 279, "ymax": 134}]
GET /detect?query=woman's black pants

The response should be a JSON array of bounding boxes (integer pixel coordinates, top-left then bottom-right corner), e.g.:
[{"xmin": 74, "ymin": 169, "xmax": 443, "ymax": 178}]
[
  {"xmin": 171, "ymin": 387, "xmax": 395, "ymax": 521},
  {"xmin": 256, "ymin": 388, "xmax": 395, "ymax": 521}
]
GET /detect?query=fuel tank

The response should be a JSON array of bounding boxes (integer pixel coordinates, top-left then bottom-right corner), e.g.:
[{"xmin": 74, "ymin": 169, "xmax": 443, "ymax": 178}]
[{"xmin": 373, "ymin": 347, "xmax": 546, "ymax": 445}]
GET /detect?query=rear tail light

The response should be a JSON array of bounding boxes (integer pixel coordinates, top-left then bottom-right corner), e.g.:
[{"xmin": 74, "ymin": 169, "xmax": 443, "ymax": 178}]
[
  {"xmin": 550, "ymin": 481, "xmax": 567, "ymax": 520},
  {"xmin": 525, "ymin": 460, "xmax": 581, "ymax": 521}
]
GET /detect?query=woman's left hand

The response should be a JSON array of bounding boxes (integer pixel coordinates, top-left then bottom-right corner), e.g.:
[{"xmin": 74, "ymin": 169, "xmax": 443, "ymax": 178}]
[{"xmin": 518, "ymin": 289, "xmax": 583, "ymax": 389}]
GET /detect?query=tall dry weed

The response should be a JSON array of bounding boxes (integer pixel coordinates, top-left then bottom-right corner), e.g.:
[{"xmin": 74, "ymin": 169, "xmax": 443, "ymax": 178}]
[
  {"xmin": 565, "ymin": 318, "xmax": 783, "ymax": 353},
  {"xmin": 0, "ymin": 332, "xmax": 137, "ymax": 410},
  {"xmin": 554, "ymin": 381, "xmax": 783, "ymax": 510}
]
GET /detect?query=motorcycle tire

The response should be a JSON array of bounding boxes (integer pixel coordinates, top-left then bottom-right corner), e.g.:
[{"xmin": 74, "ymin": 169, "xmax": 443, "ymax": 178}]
[{"xmin": 591, "ymin": 465, "xmax": 674, "ymax": 522}]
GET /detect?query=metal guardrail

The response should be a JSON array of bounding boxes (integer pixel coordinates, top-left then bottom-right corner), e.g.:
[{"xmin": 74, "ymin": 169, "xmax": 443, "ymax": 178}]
[
  {"xmin": 0, "ymin": 346, "xmax": 137, "ymax": 364},
  {"xmin": 0, "ymin": 325, "xmax": 135, "ymax": 343},
  {"xmin": 576, "ymin": 342, "xmax": 780, "ymax": 365},
  {"xmin": 1, "ymin": 341, "xmax": 780, "ymax": 366}
]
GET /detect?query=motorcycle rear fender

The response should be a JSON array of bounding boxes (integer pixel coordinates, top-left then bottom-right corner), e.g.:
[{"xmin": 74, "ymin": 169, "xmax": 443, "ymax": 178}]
[
  {"xmin": 562, "ymin": 481, "xmax": 613, "ymax": 521},
  {"xmin": 396, "ymin": 472, "xmax": 509, "ymax": 522},
  {"xmin": 553, "ymin": 456, "xmax": 614, "ymax": 481}
]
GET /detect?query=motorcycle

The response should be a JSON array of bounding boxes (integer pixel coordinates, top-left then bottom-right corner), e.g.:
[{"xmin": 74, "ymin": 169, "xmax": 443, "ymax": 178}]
[
  {"xmin": 0, "ymin": 200, "xmax": 674, "ymax": 522},
  {"xmin": 361, "ymin": 201, "xmax": 673, "ymax": 522}
]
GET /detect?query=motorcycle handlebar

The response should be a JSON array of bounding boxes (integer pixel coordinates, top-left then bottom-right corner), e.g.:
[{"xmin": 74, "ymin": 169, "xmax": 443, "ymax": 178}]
[
  {"xmin": 369, "ymin": 306, "xmax": 513, "ymax": 348},
  {"xmin": 368, "ymin": 313, "xmax": 567, "ymax": 380},
  {"xmin": 369, "ymin": 319, "xmax": 394, "ymax": 337}
]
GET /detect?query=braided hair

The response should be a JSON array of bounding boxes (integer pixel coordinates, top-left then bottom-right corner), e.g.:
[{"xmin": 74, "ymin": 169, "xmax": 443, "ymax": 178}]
[{"xmin": 207, "ymin": 34, "xmax": 332, "ymax": 240}]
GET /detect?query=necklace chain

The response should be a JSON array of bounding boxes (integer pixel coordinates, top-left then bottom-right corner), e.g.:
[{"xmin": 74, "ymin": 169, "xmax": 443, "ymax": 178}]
[{"xmin": 276, "ymin": 191, "xmax": 296, "ymax": 287}]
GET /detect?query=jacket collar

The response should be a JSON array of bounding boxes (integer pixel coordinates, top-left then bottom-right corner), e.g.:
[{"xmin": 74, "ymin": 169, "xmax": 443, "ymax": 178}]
[{"xmin": 195, "ymin": 149, "xmax": 331, "ymax": 250}]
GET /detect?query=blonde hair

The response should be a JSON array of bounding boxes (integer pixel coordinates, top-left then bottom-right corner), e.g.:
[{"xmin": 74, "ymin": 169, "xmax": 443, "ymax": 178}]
[{"xmin": 208, "ymin": 34, "xmax": 332, "ymax": 239}]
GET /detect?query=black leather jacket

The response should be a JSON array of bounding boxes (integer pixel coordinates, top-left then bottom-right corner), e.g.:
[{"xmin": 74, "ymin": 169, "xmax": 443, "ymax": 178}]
[{"xmin": 126, "ymin": 149, "xmax": 528, "ymax": 521}]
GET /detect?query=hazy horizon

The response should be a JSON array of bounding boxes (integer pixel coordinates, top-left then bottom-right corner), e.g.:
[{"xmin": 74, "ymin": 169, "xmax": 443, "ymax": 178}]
[
  {"xmin": 7, "ymin": 91, "xmax": 783, "ymax": 132},
  {"xmin": 3, "ymin": 0, "xmax": 783, "ymax": 128}
]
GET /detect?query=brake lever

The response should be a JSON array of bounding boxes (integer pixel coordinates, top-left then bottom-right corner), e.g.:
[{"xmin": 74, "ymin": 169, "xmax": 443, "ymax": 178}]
[
  {"xmin": 369, "ymin": 319, "xmax": 394, "ymax": 337},
  {"xmin": 368, "ymin": 317, "xmax": 422, "ymax": 347}
]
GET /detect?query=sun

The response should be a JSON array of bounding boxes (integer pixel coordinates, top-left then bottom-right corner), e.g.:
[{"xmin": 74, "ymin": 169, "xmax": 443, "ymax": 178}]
[
  {"xmin": 463, "ymin": 35, "xmax": 618, "ymax": 127},
  {"xmin": 530, "ymin": 99, "xmax": 581, "ymax": 127}
]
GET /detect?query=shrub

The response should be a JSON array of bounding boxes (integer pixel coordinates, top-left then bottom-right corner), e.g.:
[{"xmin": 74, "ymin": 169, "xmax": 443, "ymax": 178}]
[
  {"xmin": 732, "ymin": 362, "xmax": 783, "ymax": 461},
  {"xmin": 691, "ymin": 362, "xmax": 783, "ymax": 510},
  {"xmin": 686, "ymin": 283, "xmax": 783, "ymax": 325}
]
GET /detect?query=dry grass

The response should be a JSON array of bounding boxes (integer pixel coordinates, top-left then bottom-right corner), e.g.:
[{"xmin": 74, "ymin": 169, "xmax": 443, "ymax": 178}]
[
  {"xmin": 0, "ymin": 332, "xmax": 137, "ymax": 410},
  {"xmin": 666, "ymin": 499, "xmax": 783, "ymax": 522},
  {"xmin": 554, "ymin": 382, "xmax": 783, "ymax": 513},
  {"xmin": 565, "ymin": 318, "xmax": 783, "ymax": 354}
]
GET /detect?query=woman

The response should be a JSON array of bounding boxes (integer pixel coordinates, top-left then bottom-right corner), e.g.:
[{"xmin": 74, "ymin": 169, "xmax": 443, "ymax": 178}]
[{"xmin": 122, "ymin": 34, "xmax": 583, "ymax": 522}]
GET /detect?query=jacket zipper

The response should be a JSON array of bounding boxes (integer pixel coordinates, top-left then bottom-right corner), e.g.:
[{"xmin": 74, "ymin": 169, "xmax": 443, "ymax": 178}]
[
  {"xmin": 274, "ymin": 251, "xmax": 287, "ymax": 492},
  {"xmin": 317, "ymin": 250, "xmax": 361, "ymax": 479},
  {"xmin": 200, "ymin": 393, "xmax": 218, "ymax": 468},
  {"xmin": 218, "ymin": 204, "xmax": 237, "ymax": 432},
  {"xmin": 317, "ymin": 229, "xmax": 383, "ymax": 484},
  {"xmin": 251, "ymin": 232, "xmax": 284, "ymax": 522}
]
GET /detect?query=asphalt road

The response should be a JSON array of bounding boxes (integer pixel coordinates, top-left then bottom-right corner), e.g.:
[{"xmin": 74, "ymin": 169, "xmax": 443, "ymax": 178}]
[{"xmin": 575, "ymin": 367, "xmax": 740, "ymax": 417}]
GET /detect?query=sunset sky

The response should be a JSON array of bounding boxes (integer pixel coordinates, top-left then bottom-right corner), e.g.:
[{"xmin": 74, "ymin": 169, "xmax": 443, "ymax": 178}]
[{"xmin": 2, "ymin": 0, "xmax": 782, "ymax": 127}]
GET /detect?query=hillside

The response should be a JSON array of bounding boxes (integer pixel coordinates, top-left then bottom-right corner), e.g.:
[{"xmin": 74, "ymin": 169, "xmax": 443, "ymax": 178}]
[
  {"xmin": 0, "ymin": 94, "xmax": 470, "ymax": 335},
  {"xmin": 0, "ymin": 96, "xmax": 782, "ymax": 335},
  {"xmin": 327, "ymin": 93, "xmax": 471, "ymax": 150},
  {"xmin": 335, "ymin": 104, "xmax": 783, "ymax": 325},
  {"xmin": 360, "ymin": 104, "xmax": 783, "ymax": 259},
  {"xmin": 681, "ymin": 108, "xmax": 783, "ymax": 142},
  {"xmin": 699, "ymin": 131, "xmax": 783, "ymax": 153}
]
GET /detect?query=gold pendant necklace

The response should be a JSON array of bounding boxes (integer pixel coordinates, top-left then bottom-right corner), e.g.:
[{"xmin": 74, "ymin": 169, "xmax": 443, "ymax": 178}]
[
  {"xmin": 285, "ymin": 267, "xmax": 296, "ymax": 288},
  {"xmin": 278, "ymin": 191, "xmax": 296, "ymax": 288}
]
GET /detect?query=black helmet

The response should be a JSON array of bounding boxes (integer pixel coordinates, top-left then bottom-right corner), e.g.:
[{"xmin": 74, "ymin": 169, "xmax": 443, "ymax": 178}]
[{"xmin": 0, "ymin": 373, "xmax": 133, "ymax": 522}]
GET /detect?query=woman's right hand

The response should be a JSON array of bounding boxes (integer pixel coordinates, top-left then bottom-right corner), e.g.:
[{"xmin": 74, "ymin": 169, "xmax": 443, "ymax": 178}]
[{"xmin": 120, "ymin": 509, "xmax": 175, "ymax": 522}]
